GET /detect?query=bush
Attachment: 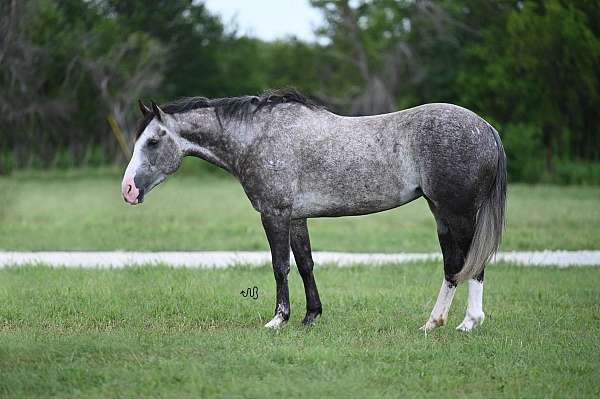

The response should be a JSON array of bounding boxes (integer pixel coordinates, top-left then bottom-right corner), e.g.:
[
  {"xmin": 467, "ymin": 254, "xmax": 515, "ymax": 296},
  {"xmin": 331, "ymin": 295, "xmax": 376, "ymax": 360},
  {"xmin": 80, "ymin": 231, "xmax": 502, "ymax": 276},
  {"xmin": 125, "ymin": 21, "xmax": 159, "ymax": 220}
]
[
  {"xmin": 501, "ymin": 123, "xmax": 546, "ymax": 183},
  {"xmin": 555, "ymin": 161, "xmax": 600, "ymax": 185},
  {"xmin": 0, "ymin": 149, "xmax": 14, "ymax": 175}
]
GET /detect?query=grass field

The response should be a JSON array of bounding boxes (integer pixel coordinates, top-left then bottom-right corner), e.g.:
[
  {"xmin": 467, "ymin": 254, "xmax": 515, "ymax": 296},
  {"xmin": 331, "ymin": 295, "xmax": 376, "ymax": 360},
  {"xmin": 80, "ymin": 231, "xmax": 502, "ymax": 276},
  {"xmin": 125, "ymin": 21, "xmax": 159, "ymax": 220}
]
[
  {"xmin": 1, "ymin": 263, "xmax": 599, "ymax": 398},
  {"xmin": 1, "ymin": 167, "xmax": 599, "ymax": 398},
  {"xmin": 1, "ymin": 164, "xmax": 599, "ymax": 251}
]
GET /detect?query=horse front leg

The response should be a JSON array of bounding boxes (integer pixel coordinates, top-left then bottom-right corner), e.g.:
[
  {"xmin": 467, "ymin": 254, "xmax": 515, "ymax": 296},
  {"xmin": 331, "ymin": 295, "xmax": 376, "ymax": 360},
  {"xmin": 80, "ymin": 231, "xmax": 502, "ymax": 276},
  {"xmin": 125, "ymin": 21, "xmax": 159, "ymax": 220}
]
[
  {"xmin": 290, "ymin": 219, "xmax": 322, "ymax": 325},
  {"xmin": 261, "ymin": 212, "xmax": 291, "ymax": 328}
]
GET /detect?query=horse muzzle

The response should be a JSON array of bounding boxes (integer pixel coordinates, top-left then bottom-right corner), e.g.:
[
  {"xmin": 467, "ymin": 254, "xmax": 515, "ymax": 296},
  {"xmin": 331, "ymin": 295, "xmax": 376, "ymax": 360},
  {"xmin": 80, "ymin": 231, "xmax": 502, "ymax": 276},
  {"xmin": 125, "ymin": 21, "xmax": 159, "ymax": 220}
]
[{"xmin": 122, "ymin": 175, "xmax": 143, "ymax": 205}]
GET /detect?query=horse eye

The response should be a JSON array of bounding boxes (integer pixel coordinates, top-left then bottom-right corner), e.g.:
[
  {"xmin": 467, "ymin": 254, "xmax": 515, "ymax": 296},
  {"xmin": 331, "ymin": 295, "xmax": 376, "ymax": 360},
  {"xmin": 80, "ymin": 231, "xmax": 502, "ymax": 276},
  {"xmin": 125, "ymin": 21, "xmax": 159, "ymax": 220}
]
[{"xmin": 148, "ymin": 138, "xmax": 159, "ymax": 146}]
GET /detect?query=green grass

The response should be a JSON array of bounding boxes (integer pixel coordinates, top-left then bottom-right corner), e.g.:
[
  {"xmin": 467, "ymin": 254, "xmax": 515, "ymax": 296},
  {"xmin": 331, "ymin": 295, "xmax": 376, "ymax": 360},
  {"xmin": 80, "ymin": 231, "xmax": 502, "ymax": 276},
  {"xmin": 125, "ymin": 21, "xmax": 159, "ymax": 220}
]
[
  {"xmin": 1, "ymin": 164, "xmax": 599, "ymax": 251},
  {"xmin": 1, "ymin": 167, "xmax": 599, "ymax": 397},
  {"xmin": 0, "ymin": 263, "xmax": 599, "ymax": 398}
]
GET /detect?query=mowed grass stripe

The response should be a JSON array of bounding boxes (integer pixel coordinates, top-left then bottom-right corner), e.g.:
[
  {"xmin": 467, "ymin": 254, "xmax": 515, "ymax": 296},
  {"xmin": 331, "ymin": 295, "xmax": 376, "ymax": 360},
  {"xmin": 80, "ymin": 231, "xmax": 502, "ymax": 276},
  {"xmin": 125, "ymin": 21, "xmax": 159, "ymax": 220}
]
[
  {"xmin": 0, "ymin": 263, "xmax": 598, "ymax": 398},
  {"xmin": 1, "ymin": 169, "xmax": 599, "ymax": 252}
]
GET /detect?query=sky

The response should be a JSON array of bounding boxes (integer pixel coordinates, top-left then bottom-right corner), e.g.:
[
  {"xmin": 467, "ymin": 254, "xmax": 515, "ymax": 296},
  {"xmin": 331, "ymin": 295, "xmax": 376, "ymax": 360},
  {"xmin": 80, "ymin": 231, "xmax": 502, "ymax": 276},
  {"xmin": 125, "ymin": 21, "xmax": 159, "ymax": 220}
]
[{"xmin": 203, "ymin": 0, "xmax": 324, "ymax": 42}]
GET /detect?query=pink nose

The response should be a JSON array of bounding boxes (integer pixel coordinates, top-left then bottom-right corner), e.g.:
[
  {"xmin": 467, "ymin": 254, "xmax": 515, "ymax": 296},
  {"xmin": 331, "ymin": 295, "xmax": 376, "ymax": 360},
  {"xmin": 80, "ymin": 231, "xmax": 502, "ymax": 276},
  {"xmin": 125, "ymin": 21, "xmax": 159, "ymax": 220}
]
[{"xmin": 122, "ymin": 175, "xmax": 140, "ymax": 204}]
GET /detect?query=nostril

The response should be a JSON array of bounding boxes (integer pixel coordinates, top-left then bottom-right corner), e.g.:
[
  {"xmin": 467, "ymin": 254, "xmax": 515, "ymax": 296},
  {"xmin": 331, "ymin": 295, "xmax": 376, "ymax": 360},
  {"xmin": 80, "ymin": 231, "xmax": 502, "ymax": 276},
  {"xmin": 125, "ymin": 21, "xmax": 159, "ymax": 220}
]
[{"xmin": 127, "ymin": 184, "xmax": 132, "ymax": 194}]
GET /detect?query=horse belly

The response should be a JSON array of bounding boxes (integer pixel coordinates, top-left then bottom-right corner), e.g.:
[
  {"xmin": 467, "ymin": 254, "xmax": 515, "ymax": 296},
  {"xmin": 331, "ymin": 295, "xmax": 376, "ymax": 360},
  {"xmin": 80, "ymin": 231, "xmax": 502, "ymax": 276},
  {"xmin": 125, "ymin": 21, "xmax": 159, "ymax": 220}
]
[
  {"xmin": 292, "ymin": 173, "xmax": 420, "ymax": 218},
  {"xmin": 291, "ymin": 128, "xmax": 421, "ymax": 218}
]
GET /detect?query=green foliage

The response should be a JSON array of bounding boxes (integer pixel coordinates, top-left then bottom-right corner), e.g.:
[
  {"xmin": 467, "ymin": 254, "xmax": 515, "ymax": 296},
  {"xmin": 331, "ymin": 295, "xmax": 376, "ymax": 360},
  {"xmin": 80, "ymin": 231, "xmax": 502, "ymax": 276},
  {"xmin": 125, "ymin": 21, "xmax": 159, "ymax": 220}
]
[
  {"xmin": 0, "ymin": 0, "xmax": 167, "ymax": 169},
  {"xmin": 555, "ymin": 161, "xmax": 600, "ymax": 185},
  {"xmin": 103, "ymin": 0, "xmax": 226, "ymax": 98},
  {"xmin": 501, "ymin": 123, "xmax": 545, "ymax": 183},
  {"xmin": 0, "ymin": 149, "xmax": 14, "ymax": 175},
  {"xmin": 457, "ymin": 0, "xmax": 600, "ymax": 174},
  {"xmin": 1, "ymin": 0, "xmax": 599, "ymax": 184}
]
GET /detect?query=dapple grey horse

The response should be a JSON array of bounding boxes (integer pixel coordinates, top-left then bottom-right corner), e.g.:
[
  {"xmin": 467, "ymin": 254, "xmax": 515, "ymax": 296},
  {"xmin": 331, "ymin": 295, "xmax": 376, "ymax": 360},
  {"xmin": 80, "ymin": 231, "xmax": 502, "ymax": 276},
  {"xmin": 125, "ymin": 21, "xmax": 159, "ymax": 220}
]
[{"xmin": 122, "ymin": 89, "xmax": 506, "ymax": 332}]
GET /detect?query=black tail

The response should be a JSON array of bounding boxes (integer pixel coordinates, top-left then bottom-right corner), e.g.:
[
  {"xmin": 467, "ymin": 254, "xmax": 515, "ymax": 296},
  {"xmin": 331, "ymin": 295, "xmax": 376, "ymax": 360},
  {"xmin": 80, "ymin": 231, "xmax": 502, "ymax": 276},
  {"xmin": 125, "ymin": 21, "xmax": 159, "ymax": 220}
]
[{"xmin": 454, "ymin": 126, "xmax": 507, "ymax": 282}]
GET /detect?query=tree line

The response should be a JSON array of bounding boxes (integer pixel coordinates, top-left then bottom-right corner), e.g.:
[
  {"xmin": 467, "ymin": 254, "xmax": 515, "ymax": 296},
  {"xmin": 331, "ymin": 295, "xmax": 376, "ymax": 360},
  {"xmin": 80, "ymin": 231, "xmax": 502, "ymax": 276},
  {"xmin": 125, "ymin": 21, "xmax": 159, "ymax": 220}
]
[{"xmin": 1, "ymin": 0, "xmax": 599, "ymax": 183}]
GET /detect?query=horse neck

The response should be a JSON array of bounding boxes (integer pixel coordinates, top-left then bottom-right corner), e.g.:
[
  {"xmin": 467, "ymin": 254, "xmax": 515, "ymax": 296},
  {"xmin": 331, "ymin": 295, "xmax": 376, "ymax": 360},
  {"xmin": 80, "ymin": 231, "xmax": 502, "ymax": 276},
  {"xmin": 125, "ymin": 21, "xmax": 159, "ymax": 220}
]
[{"xmin": 174, "ymin": 110, "xmax": 257, "ymax": 175}]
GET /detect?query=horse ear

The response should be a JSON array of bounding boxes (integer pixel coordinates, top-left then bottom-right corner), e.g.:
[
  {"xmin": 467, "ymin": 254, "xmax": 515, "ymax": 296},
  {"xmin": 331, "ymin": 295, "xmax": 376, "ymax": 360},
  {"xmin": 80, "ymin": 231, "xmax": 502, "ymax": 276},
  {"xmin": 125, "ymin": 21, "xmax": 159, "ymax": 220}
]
[
  {"xmin": 151, "ymin": 100, "xmax": 165, "ymax": 122},
  {"xmin": 138, "ymin": 99, "xmax": 151, "ymax": 116}
]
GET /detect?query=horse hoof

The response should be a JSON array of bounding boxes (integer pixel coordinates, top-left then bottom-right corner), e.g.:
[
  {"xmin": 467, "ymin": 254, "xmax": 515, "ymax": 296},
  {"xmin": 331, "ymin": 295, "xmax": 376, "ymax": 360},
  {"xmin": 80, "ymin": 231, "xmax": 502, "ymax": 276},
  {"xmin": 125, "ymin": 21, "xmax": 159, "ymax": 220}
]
[
  {"xmin": 264, "ymin": 314, "xmax": 287, "ymax": 329},
  {"xmin": 301, "ymin": 310, "xmax": 322, "ymax": 326},
  {"xmin": 456, "ymin": 312, "xmax": 484, "ymax": 332},
  {"xmin": 420, "ymin": 316, "xmax": 446, "ymax": 333}
]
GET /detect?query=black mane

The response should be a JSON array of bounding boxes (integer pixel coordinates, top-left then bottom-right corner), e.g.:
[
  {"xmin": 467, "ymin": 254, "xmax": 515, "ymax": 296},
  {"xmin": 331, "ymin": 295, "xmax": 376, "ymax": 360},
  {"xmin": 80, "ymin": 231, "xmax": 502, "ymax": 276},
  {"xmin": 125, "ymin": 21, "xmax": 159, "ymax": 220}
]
[{"xmin": 135, "ymin": 88, "xmax": 320, "ymax": 140}]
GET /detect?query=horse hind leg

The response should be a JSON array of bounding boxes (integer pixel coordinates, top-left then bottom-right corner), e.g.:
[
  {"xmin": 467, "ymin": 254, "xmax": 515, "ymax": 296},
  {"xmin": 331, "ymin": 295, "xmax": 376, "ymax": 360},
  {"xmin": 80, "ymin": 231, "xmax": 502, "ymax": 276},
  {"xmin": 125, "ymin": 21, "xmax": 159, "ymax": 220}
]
[
  {"xmin": 421, "ymin": 205, "xmax": 476, "ymax": 333},
  {"xmin": 420, "ymin": 277, "xmax": 457, "ymax": 333},
  {"xmin": 443, "ymin": 210, "xmax": 486, "ymax": 332},
  {"xmin": 456, "ymin": 270, "xmax": 485, "ymax": 332}
]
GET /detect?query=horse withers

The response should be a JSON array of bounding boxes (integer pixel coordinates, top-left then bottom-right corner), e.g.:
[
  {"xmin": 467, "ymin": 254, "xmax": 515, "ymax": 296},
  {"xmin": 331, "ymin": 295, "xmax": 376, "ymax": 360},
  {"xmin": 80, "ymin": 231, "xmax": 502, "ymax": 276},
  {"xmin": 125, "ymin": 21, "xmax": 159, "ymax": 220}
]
[{"xmin": 121, "ymin": 89, "xmax": 506, "ymax": 332}]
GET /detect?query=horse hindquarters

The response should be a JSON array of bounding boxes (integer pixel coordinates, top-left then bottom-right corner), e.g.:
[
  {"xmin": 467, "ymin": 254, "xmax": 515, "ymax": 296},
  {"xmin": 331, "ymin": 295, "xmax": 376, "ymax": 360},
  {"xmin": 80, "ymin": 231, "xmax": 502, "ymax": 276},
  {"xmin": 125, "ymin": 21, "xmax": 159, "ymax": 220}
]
[
  {"xmin": 420, "ymin": 123, "xmax": 506, "ymax": 332},
  {"xmin": 420, "ymin": 121, "xmax": 506, "ymax": 282}
]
